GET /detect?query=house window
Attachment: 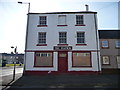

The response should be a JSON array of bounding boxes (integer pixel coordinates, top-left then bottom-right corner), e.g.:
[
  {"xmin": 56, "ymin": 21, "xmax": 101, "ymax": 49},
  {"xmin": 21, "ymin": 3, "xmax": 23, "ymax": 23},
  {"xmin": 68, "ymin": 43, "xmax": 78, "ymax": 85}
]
[
  {"xmin": 102, "ymin": 56, "xmax": 110, "ymax": 65},
  {"xmin": 38, "ymin": 32, "xmax": 46, "ymax": 44},
  {"xmin": 34, "ymin": 52, "xmax": 53, "ymax": 67},
  {"xmin": 115, "ymin": 41, "xmax": 120, "ymax": 48},
  {"xmin": 77, "ymin": 32, "xmax": 85, "ymax": 44},
  {"xmin": 39, "ymin": 16, "xmax": 47, "ymax": 25},
  {"xmin": 72, "ymin": 52, "xmax": 91, "ymax": 67},
  {"xmin": 117, "ymin": 56, "xmax": 120, "ymax": 64},
  {"xmin": 101, "ymin": 40, "xmax": 109, "ymax": 48},
  {"xmin": 59, "ymin": 32, "xmax": 67, "ymax": 44},
  {"xmin": 76, "ymin": 15, "xmax": 84, "ymax": 25},
  {"xmin": 58, "ymin": 15, "xmax": 67, "ymax": 26}
]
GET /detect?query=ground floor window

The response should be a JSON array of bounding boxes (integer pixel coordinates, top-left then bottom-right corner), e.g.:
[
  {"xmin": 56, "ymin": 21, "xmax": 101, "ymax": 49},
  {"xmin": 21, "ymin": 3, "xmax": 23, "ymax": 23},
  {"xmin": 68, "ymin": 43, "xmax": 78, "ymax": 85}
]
[
  {"xmin": 117, "ymin": 56, "xmax": 120, "ymax": 64},
  {"xmin": 72, "ymin": 52, "xmax": 91, "ymax": 67},
  {"xmin": 34, "ymin": 52, "xmax": 53, "ymax": 67},
  {"xmin": 102, "ymin": 56, "xmax": 110, "ymax": 65}
]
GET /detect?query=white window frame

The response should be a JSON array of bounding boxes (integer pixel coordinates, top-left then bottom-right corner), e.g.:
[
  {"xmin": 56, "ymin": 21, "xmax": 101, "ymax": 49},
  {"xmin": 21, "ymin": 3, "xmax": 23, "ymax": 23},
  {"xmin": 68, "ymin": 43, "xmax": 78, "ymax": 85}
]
[
  {"xmin": 39, "ymin": 16, "xmax": 47, "ymax": 25},
  {"xmin": 76, "ymin": 15, "xmax": 84, "ymax": 25},
  {"xmin": 117, "ymin": 56, "xmax": 120, "ymax": 64},
  {"xmin": 38, "ymin": 32, "xmax": 46, "ymax": 44},
  {"xmin": 77, "ymin": 32, "xmax": 85, "ymax": 44},
  {"xmin": 115, "ymin": 41, "xmax": 120, "ymax": 48},
  {"xmin": 101, "ymin": 40, "xmax": 109, "ymax": 48},
  {"xmin": 102, "ymin": 56, "xmax": 110, "ymax": 65},
  {"xmin": 59, "ymin": 32, "xmax": 67, "ymax": 44}
]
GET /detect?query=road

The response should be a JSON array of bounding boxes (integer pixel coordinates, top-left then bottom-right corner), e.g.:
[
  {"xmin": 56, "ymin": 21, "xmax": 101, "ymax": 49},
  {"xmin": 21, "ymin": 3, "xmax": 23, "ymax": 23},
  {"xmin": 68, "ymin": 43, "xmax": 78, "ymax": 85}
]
[
  {"xmin": 0, "ymin": 66, "xmax": 23, "ymax": 89},
  {"xmin": 0, "ymin": 66, "xmax": 23, "ymax": 77}
]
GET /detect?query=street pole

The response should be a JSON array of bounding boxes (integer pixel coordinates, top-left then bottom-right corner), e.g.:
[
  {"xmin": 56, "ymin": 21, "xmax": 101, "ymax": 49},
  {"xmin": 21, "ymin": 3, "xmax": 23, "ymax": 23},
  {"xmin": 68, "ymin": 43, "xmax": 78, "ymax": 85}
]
[
  {"xmin": 11, "ymin": 46, "xmax": 17, "ymax": 81},
  {"xmin": 18, "ymin": 1, "xmax": 30, "ymax": 75}
]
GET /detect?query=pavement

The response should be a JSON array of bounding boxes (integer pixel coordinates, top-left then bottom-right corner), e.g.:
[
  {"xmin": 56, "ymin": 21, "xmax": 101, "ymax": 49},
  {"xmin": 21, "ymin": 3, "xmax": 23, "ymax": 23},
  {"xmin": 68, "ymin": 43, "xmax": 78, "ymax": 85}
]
[{"xmin": 1, "ymin": 70, "xmax": 120, "ymax": 90}]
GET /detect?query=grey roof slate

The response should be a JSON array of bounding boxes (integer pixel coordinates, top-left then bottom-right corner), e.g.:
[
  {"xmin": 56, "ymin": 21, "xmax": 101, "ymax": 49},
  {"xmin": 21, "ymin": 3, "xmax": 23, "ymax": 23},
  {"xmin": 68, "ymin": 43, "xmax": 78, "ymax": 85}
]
[{"xmin": 99, "ymin": 30, "xmax": 120, "ymax": 39}]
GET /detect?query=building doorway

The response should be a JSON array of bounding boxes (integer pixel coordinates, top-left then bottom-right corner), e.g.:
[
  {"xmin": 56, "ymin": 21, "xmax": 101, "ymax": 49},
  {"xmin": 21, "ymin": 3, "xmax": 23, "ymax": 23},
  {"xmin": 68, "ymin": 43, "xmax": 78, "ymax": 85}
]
[{"xmin": 58, "ymin": 52, "xmax": 68, "ymax": 72}]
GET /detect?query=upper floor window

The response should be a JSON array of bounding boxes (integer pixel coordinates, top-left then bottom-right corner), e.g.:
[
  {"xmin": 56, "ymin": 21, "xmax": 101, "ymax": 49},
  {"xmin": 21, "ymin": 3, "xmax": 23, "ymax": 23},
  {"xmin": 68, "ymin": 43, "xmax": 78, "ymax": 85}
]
[
  {"xmin": 77, "ymin": 32, "xmax": 85, "ymax": 44},
  {"xmin": 76, "ymin": 15, "xmax": 84, "ymax": 25},
  {"xmin": 101, "ymin": 40, "xmax": 109, "ymax": 48},
  {"xmin": 39, "ymin": 16, "xmax": 47, "ymax": 26},
  {"xmin": 58, "ymin": 15, "xmax": 67, "ymax": 26},
  {"xmin": 59, "ymin": 32, "xmax": 67, "ymax": 44},
  {"xmin": 115, "ymin": 41, "xmax": 120, "ymax": 48},
  {"xmin": 38, "ymin": 32, "xmax": 46, "ymax": 44}
]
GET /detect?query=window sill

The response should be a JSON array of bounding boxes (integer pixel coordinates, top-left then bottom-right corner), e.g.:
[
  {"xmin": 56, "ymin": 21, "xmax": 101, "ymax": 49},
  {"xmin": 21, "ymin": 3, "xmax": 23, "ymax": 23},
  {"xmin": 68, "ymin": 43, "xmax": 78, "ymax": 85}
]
[
  {"xmin": 57, "ymin": 44, "xmax": 68, "ymax": 46},
  {"xmin": 102, "ymin": 64, "xmax": 110, "ymax": 65},
  {"xmin": 37, "ymin": 25, "xmax": 48, "ymax": 27},
  {"xmin": 72, "ymin": 66, "xmax": 92, "ymax": 67},
  {"xmin": 57, "ymin": 25, "xmax": 68, "ymax": 26},
  {"xmin": 76, "ymin": 44, "xmax": 87, "ymax": 46},
  {"xmin": 115, "ymin": 47, "xmax": 120, "ymax": 49},
  {"xmin": 36, "ymin": 44, "xmax": 47, "ymax": 46},
  {"xmin": 34, "ymin": 66, "xmax": 53, "ymax": 67},
  {"xmin": 75, "ymin": 24, "xmax": 86, "ymax": 26},
  {"xmin": 101, "ymin": 47, "xmax": 109, "ymax": 49}
]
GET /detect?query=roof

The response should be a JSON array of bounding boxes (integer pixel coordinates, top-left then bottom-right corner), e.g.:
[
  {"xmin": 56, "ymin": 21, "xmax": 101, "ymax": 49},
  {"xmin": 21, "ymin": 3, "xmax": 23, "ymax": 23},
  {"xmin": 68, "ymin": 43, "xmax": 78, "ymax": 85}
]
[
  {"xmin": 29, "ymin": 11, "xmax": 97, "ymax": 15},
  {"xmin": 98, "ymin": 30, "xmax": 120, "ymax": 39}
]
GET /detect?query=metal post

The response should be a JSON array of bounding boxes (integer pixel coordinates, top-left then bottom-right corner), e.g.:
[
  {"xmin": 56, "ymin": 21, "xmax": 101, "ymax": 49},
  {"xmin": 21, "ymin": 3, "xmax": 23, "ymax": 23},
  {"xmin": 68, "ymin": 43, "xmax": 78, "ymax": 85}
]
[
  {"xmin": 11, "ymin": 46, "xmax": 17, "ymax": 81},
  {"xmin": 18, "ymin": 1, "xmax": 30, "ymax": 75},
  {"xmin": 13, "ymin": 60, "xmax": 16, "ymax": 81}
]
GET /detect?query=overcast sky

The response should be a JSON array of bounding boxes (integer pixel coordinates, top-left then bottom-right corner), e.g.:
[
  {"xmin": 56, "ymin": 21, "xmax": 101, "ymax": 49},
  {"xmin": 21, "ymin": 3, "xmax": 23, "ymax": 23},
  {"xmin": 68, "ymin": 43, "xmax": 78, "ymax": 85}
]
[{"xmin": 0, "ymin": 0, "xmax": 119, "ymax": 53}]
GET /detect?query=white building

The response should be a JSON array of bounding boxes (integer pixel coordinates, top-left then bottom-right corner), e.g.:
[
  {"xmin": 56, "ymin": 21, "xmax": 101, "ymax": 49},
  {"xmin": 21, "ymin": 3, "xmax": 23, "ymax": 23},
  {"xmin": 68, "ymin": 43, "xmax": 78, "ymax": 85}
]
[{"xmin": 24, "ymin": 11, "xmax": 101, "ymax": 74}]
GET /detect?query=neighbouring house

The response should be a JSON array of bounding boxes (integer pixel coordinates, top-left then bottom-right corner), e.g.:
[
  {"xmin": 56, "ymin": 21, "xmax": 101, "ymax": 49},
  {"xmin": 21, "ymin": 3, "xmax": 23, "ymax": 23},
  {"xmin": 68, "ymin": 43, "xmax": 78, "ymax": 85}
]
[
  {"xmin": 0, "ymin": 53, "xmax": 24, "ymax": 66},
  {"xmin": 99, "ymin": 30, "xmax": 120, "ymax": 69},
  {"xmin": 24, "ymin": 10, "xmax": 101, "ymax": 74}
]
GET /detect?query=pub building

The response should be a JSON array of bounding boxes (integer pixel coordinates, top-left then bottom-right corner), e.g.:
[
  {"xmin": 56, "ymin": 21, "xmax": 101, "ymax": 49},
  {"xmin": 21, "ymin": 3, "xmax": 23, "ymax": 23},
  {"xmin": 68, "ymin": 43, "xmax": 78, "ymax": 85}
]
[{"xmin": 24, "ymin": 9, "xmax": 101, "ymax": 74}]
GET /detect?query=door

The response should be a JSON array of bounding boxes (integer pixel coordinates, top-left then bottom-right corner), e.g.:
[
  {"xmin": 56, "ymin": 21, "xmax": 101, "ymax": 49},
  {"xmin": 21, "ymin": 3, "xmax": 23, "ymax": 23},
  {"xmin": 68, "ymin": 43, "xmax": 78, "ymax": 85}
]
[{"xmin": 58, "ymin": 52, "xmax": 68, "ymax": 72}]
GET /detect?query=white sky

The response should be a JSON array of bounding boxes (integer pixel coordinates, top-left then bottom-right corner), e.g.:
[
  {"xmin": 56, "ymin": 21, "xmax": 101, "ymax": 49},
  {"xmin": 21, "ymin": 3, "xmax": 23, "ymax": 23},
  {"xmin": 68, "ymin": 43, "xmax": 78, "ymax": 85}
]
[{"xmin": 0, "ymin": 0, "xmax": 119, "ymax": 53}]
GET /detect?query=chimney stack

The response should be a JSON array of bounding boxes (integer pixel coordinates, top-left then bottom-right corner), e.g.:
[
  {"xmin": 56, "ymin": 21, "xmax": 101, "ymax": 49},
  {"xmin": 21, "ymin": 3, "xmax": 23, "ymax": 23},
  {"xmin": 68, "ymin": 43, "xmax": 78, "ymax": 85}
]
[{"xmin": 85, "ymin": 4, "xmax": 89, "ymax": 11}]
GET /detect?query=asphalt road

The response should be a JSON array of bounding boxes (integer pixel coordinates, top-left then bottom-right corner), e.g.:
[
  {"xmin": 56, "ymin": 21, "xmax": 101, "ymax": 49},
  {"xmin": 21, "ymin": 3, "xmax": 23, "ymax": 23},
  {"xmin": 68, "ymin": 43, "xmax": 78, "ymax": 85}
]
[
  {"xmin": 1, "ymin": 67, "xmax": 120, "ymax": 90},
  {"xmin": 0, "ymin": 66, "xmax": 23, "ymax": 77},
  {"xmin": 0, "ymin": 66, "xmax": 23, "ymax": 89}
]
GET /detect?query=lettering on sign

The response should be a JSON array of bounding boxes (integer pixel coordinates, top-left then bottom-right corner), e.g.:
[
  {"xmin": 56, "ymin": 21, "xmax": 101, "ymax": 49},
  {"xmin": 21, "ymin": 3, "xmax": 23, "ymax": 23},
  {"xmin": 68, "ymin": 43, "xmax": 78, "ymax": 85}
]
[{"xmin": 54, "ymin": 46, "xmax": 72, "ymax": 51}]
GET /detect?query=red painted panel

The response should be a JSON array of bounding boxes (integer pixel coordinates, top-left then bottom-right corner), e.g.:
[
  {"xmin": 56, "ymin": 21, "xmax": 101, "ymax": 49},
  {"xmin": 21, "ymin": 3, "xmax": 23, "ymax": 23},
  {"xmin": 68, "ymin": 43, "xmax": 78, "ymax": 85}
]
[
  {"xmin": 58, "ymin": 52, "xmax": 68, "ymax": 72},
  {"xmin": 24, "ymin": 71, "xmax": 100, "ymax": 75}
]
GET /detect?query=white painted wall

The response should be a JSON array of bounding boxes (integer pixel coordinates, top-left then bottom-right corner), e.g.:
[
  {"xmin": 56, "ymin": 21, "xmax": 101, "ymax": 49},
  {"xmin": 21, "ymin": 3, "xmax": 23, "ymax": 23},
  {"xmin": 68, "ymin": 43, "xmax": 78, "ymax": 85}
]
[
  {"xmin": 26, "ymin": 52, "xmax": 58, "ymax": 71},
  {"xmin": 26, "ymin": 51, "xmax": 100, "ymax": 71},
  {"xmin": 25, "ymin": 12, "xmax": 101, "ymax": 72},
  {"xmin": 27, "ymin": 13, "xmax": 98, "ymax": 50}
]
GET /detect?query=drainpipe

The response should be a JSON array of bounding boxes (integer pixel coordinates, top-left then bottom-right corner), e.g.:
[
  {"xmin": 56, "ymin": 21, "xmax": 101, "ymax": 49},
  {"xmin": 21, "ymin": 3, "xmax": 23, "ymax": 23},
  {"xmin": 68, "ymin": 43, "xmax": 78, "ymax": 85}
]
[{"xmin": 94, "ymin": 13, "xmax": 101, "ymax": 72}]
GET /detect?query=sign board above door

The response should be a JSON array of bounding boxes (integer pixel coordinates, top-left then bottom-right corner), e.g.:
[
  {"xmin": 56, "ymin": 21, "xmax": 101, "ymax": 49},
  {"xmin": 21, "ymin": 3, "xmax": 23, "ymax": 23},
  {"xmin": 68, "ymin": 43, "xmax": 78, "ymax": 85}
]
[{"xmin": 54, "ymin": 46, "xmax": 72, "ymax": 51}]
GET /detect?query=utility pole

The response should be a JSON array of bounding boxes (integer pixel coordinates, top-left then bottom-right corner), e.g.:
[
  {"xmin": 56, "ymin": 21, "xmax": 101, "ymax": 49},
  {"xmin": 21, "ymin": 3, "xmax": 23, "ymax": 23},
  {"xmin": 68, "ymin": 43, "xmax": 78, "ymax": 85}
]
[
  {"xmin": 18, "ymin": 1, "xmax": 30, "ymax": 75},
  {"xmin": 11, "ymin": 46, "xmax": 17, "ymax": 81}
]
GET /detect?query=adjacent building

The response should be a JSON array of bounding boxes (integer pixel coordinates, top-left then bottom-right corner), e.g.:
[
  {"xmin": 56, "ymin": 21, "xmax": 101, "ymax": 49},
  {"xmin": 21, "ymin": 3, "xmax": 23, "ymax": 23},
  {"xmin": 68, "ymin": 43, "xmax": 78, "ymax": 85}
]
[
  {"xmin": 99, "ymin": 30, "xmax": 120, "ymax": 69},
  {"xmin": 0, "ymin": 53, "xmax": 24, "ymax": 66},
  {"xmin": 24, "ymin": 11, "xmax": 101, "ymax": 74}
]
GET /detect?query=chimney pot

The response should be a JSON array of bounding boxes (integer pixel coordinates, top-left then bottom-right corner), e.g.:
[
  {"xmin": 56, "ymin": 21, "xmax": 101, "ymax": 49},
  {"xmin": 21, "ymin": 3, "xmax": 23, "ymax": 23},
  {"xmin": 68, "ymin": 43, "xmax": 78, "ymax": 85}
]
[{"xmin": 85, "ymin": 4, "xmax": 89, "ymax": 11}]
